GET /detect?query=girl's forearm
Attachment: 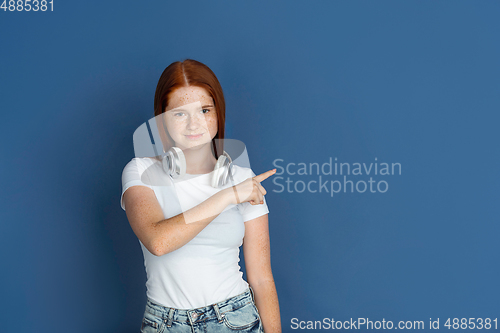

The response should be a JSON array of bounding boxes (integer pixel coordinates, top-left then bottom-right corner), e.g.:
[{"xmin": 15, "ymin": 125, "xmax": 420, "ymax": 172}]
[
  {"xmin": 252, "ymin": 280, "xmax": 282, "ymax": 333},
  {"xmin": 151, "ymin": 188, "xmax": 233, "ymax": 255}
]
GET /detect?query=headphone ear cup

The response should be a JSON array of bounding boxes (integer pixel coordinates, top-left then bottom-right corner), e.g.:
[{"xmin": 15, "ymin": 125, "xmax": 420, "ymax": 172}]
[
  {"xmin": 211, "ymin": 155, "xmax": 227, "ymax": 188},
  {"xmin": 162, "ymin": 147, "xmax": 186, "ymax": 178},
  {"xmin": 211, "ymin": 151, "xmax": 233, "ymax": 188}
]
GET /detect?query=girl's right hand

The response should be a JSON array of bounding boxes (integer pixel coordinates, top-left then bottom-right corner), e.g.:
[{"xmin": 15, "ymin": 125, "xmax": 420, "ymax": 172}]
[{"xmin": 230, "ymin": 169, "xmax": 276, "ymax": 205}]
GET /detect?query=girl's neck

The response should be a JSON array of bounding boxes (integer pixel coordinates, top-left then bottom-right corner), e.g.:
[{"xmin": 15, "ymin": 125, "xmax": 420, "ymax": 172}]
[{"xmin": 181, "ymin": 143, "xmax": 217, "ymax": 174}]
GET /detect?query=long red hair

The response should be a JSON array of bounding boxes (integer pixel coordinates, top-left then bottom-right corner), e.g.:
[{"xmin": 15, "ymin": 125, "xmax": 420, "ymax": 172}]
[{"xmin": 153, "ymin": 59, "xmax": 226, "ymax": 159}]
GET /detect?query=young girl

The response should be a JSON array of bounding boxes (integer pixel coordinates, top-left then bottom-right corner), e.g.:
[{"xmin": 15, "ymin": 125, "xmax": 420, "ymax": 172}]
[{"xmin": 121, "ymin": 59, "xmax": 281, "ymax": 332}]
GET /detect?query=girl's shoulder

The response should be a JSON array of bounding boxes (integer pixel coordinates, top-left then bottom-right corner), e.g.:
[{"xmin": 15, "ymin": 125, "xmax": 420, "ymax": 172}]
[
  {"xmin": 124, "ymin": 156, "xmax": 172, "ymax": 187},
  {"xmin": 131, "ymin": 156, "xmax": 161, "ymax": 168},
  {"xmin": 231, "ymin": 164, "xmax": 256, "ymax": 182}
]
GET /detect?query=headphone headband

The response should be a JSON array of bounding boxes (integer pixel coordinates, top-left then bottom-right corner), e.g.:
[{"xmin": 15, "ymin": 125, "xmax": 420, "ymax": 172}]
[{"xmin": 162, "ymin": 148, "xmax": 234, "ymax": 188}]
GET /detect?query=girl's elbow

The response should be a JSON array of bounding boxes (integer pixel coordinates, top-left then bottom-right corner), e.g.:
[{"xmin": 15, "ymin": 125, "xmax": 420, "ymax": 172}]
[
  {"xmin": 249, "ymin": 272, "xmax": 275, "ymax": 287},
  {"xmin": 147, "ymin": 238, "xmax": 169, "ymax": 256},
  {"xmin": 148, "ymin": 237, "xmax": 179, "ymax": 256}
]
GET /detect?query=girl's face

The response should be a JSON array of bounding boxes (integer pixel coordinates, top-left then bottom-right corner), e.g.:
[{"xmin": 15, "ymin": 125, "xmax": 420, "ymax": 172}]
[{"xmin": 163, "ymin": 86, "xmax": 218, "ymax": 151}]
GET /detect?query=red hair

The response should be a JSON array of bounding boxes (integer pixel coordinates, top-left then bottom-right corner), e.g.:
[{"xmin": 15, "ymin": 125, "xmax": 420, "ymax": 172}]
[{"xmin": 153, "ymin": 59, "xmax": 226, "ymax": 158}]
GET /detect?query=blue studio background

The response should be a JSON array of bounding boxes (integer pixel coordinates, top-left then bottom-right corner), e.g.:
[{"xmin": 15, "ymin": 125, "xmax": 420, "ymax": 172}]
[{"xmin": 1, "ymin": 1, "xmax": 499, "ymax": 332}]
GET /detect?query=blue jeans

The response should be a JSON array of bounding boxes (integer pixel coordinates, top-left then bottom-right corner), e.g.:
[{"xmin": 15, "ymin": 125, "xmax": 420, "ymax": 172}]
[{"xmin": 140, "ymin": 287, "xmax": 264, "ymax": 333}]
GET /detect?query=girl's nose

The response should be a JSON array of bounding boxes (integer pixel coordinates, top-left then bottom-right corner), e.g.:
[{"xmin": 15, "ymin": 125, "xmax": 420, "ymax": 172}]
[{"xmin": 186, "ymin": 113, "xmax": 203, "ymax": 130}]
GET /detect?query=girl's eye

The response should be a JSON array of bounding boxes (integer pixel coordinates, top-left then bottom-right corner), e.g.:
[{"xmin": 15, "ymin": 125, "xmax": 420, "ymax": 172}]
[
  {"xmin": 201, "ymin": 109, "xmax": 210, "ymax": 114},
  {"xmin": 174, "ymin": 112, "xmax": 184, "ymax": 117}
]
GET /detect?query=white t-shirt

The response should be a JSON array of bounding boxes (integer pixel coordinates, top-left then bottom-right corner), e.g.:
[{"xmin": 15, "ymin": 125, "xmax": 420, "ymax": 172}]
[{"xmin": 120, "ymin": 157, "xmax": 269, "ymax": 309}]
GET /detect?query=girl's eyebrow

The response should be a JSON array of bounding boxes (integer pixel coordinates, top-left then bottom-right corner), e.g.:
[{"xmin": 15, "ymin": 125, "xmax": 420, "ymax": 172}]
[
  {"xmin": 168, "ymin": 104, "xmax": 213, "ymax": 112},
  {"xmin": 166, "ymin": 107, "xmax": 185, "ymax": 112}
]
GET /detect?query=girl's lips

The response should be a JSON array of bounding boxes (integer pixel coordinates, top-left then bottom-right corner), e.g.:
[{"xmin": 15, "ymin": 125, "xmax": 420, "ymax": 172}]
[{"xmin": 185, "ymin": 133, "xmax": 204, "ymax": 139}]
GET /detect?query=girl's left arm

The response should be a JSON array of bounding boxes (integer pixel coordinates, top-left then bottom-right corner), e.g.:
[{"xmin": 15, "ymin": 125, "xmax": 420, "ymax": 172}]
[{"xmin": 243, "ymin": 213, "xmax": 282, "ymax": 333}]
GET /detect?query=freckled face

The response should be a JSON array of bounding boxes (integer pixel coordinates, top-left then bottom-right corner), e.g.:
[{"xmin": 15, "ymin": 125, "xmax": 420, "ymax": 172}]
[{"xmin": 163, "ymin": 86, "xmax": 218, "ymax": 150}]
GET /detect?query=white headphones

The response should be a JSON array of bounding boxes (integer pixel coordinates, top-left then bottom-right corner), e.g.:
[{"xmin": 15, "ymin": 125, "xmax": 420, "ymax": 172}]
[{"xmin": 162, "ymin": 147, "xmax": 235, "ymax": 188}]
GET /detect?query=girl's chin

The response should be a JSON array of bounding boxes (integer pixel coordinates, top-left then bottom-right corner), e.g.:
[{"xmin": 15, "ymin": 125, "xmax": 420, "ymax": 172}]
[{"xmin": 176, "ymin": 140, "xmax": 211, "ymax": 151}]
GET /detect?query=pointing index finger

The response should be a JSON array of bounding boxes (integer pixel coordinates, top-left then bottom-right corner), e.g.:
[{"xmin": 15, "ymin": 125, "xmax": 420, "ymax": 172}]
[{"xmin": 253, "ymin": 169, "xmax": 277, "ymax": 183}]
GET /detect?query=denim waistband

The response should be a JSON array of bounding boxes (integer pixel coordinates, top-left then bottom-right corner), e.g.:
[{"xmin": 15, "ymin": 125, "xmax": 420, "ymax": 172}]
[{"xmin": 145, "ymin": 287, "xmax": 256, "ymax": 327}]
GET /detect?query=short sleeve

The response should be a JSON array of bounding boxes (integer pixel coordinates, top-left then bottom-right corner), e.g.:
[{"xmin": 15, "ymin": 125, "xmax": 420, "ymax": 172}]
[
  {"xmin": 236, "ymin": 169, "xmax": 270, "ymax": 222},
  {"xmin": 120, "ymin": 158, "xmax": 154, "ymax": 211}
]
